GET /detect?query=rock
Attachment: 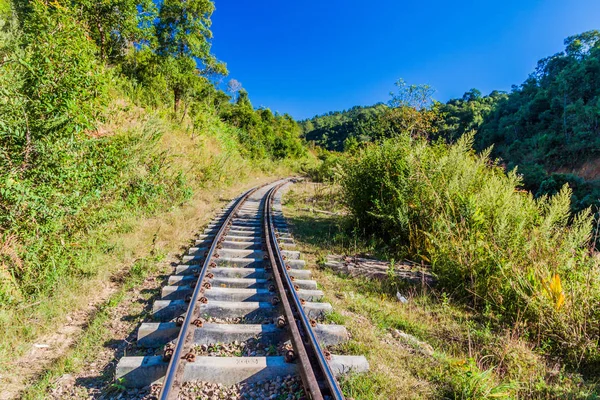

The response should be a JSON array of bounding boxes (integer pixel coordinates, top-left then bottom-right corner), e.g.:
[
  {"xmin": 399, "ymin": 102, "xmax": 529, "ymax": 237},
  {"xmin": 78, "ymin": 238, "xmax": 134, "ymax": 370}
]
[{"xmin": 396, "ymin": 292, "xmax": 409, "ymax": 303}]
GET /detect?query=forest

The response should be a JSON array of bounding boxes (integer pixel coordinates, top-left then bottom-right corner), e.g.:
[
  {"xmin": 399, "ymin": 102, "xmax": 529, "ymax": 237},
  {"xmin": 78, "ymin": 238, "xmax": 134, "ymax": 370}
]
[{"xmin": 302, "ymin": 31, "xmax": 600, "ymax": 212}]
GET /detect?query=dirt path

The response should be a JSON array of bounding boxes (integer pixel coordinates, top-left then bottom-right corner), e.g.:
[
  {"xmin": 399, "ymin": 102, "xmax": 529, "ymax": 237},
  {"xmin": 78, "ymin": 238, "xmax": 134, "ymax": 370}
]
[{"xmin": 1, "ymin": 282, "xmax": 117, "ymax": 400}]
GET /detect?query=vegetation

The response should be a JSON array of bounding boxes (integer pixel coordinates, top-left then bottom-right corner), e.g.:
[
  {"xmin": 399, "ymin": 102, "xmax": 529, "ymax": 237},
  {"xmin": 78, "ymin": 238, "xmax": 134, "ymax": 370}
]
[
  {"xmin": 299, "ymin": 104, "xmax": 388, "ymax": 151},
  {"xmin": 342, "ymin": 134, "xmax": 600, "ymax": 367},
  {"xmin": 474, "ymin": 31, "xmax": 600, "ymax": 211},
  {"xmin": 3, "ymin": 0, "xmax": 600, "ymax": 396},
  {"xmin": 284, "ymin": 183, "xmax": 600, "ymax": 399},
  {"xmin": 0, "ymin": 0, "xmax": 311, "ymax": 377},
  {"xmin": 302, "ymin": 31, "xmax": 600, "ymax": 212},
  {"xmin": 297, "ymin": 29, "xmax": 600, "ymax": 395}
]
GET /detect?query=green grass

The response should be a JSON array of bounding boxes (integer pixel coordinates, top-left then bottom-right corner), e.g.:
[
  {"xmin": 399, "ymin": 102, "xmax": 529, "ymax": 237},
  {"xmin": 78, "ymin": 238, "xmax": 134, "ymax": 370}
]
[{"xmin": 283, "ymin": 182, "xmax": 600, "ymax": 399}]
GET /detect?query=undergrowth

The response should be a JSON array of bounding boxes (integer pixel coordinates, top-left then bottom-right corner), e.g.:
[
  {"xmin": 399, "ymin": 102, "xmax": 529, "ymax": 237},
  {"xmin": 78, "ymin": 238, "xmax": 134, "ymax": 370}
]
[
  {"xmin": 341, "ymin": 133, "xmax": 600, "ymax": 370},
  {"xmin": 283, "ymin": 183, "xmax": 600, "ymax": 399}
]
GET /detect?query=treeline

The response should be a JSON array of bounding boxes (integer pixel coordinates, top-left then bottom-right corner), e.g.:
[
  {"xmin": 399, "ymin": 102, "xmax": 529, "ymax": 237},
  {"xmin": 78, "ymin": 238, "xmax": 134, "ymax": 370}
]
[
  {"xmin": 0, "ymin": 0, "xmax": 307, "ymax": 305},
  {"xmin": 303, "ymin": 31, "xmax": 600, "ymax": 211},
  {"xmin": 299, "ymin": 104, "xmax": 388, "ymax": 151}
]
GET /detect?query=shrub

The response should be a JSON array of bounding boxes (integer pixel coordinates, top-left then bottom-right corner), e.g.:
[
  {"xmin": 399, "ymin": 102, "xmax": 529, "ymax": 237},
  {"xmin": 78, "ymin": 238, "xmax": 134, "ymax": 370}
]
[
  {"xmin": 341, "ymin": 133, "xmax": 600, "ymax": 366},
  {"xmin": 306, "ymin": 150, "xmax": 344, "ymax": 183}
]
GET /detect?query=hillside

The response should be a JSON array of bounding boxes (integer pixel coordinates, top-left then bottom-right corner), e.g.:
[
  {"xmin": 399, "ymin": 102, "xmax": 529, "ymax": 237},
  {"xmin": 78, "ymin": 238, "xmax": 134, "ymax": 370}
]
[
  {"xmin": 299, "ymin": 104, "xmax": 388, "ymax": 151},
  {"xmin": 0, "ymin": 0, "xmax": 312, "ymax": 393},
  {"xmin": 301, "ymin": 31, "xmax": 600, "ymax": 211}
]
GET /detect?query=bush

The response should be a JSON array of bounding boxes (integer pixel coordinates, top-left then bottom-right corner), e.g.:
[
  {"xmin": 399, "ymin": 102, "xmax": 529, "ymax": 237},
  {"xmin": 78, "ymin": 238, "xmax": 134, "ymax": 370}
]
[
  {"xmin": 341, "ymin": 133, "xmax": 600, "ymax": 366},
  {"xmin": 306, "ymin": 150, "xmax": 344, "ymax": 183}
]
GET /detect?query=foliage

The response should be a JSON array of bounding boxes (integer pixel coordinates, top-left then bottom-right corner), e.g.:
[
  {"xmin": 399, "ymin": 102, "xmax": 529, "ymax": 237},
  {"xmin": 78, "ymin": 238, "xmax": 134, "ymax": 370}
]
[
  {"xmin": 341, "ymin": 133, "xmax": 600, "ymax": 367},
  {"xmin": 460, "ymin": 31, "xmax": 600, "ymax": 212},
  {"xmin": 388, "ymin": 78, "xmax": 435, "ymax": 110},
  {"xmin": 155, "ymin": 0, "xmax": 227, "ymax": 112},
  {"xmin": 304, "ymin": 31, "xmax": 600, "ymax": 214},
  {"xmin": 305, "ymin": 149, "xmax": 344, "ymax": 182},
  {"xmin": 434, "ymin": 89, "xmax": 507, "ymax": 142},
  {"xmin": 1, "ymin": 0, "xmax": 109, "ymax": 170},
  {"xmin": 0, "ymin": 0, "xmax": 309, "ymax": 315},
  {"xmin": 220, "ymin": 90, "xmax": 306, "ymax": 160},
  {"xmin": 299, "ymin": 104, "xmax": 389, "ymax": 151},
  {"xmin": 301, "ymin": 80, "xmax": 442, "ymax": 151}
]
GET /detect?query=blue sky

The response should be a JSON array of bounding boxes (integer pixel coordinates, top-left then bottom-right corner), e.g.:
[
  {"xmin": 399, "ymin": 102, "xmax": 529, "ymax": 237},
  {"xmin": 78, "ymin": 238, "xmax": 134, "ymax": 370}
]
[{"xmin": 210, "ymin": 0, "xmax": 600, "ymax": 120}]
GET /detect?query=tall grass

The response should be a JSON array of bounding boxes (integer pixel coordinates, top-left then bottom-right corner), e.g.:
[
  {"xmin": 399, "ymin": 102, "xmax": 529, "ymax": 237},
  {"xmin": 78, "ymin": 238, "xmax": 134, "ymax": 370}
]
[{"xmin": 342, "ymin": 133, "xmax": 600, "ymax": 368}]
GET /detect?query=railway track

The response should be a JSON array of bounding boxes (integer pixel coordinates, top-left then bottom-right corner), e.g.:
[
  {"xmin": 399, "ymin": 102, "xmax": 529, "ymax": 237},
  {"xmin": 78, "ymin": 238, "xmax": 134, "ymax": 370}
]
[{"xmin": 116, "ymin": 179, "xmax": 368, "ymax": 399}]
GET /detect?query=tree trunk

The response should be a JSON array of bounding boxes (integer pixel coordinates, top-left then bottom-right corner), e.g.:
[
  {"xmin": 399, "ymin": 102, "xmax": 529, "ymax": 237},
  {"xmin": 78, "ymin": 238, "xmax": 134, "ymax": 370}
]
[{"xmin": 174, "ymin": 88, "xmax": 181, "ymax": 113}]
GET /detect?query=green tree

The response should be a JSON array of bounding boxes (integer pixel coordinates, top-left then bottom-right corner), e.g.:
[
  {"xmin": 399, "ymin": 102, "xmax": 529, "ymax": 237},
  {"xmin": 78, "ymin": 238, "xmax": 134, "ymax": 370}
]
[
  {"xmin": 76, "ymin": 0, "xmax": 156, "ymax": 62},
  {"xmin": 155, "ymin": 0, "xmax": 227, "ymax": 112}
]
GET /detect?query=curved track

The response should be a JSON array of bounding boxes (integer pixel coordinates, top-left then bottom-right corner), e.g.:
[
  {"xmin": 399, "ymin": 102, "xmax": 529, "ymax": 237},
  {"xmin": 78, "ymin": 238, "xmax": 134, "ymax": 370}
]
[{"xmin": 116, "ymin": 179, "xmax": 368, "ymax": 399}]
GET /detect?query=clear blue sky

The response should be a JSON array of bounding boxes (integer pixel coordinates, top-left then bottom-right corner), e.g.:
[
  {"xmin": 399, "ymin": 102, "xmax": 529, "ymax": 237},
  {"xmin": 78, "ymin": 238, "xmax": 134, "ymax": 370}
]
[{"xmin": 210, "ymin": 0, "xmax": 600, "ymax": 120}]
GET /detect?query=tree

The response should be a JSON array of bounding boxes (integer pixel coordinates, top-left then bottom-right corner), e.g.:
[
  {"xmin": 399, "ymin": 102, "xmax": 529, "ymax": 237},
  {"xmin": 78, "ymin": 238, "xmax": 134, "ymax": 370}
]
[
  {"xmin": 388, "ymin": 78, "xmax": 435, "ymax": 110},
  {"xmin": 564, "ymin": 30, "xmax": 600, "ymax": 58},
  {"xmin": 227, "ymin": 79, "xmax": 242, "ymax": 102},
  {"xmin": 155, "ymin": 0, "xmax": 227, "ymax": 112},
  {"xmin": 76, "ymin": 0, "xmax": 156, "ymax": 62},
  {"xmin": 384, "ymin": 79, "xmax": 439, "ymax": 138}
]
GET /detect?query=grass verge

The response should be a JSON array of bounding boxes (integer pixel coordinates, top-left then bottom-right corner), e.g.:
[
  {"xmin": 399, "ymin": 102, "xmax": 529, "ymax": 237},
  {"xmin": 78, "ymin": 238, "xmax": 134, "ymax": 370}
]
[
  {"xmin": 282, "ymin": 181, "xmax": 600, "ymax": 400},
  {"xmin": 2, "ymin": 170, "xmax": 281, "ymax": 398}
]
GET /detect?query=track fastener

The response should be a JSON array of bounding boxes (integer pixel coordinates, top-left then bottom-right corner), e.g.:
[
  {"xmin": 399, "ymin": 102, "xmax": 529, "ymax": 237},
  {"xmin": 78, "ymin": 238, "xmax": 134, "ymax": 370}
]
[
  {"xmin": 276, "ymin": 316, "xmax": 286, "ymax": 328},
  {"xmin": 284, "ymin": 344, "xmax": 295, "ymax": 363},
  {"xmin": 192, "ymin": 319, "xmax": 203, "ymax": 328},
  {"xmin": 163, "ymin": 347, "xmax": 174, "ymax": 362},
  {"xmin": 175, "ymin": 316, "xmax": 185, "ymax": 326}
]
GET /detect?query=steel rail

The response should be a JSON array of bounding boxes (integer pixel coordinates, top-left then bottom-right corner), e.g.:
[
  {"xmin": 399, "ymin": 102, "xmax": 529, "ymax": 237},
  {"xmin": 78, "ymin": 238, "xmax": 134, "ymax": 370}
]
[
  {"xmin": 158, "ymin": 185, "xmax": 260, "ymax": 400},
  {"xmin": 262, "ymin": 180, "xmax": 324, "ymax": 400},
  {"xmin": 264, "ymin": 181, "xmax": 345, "ymax": 400}
]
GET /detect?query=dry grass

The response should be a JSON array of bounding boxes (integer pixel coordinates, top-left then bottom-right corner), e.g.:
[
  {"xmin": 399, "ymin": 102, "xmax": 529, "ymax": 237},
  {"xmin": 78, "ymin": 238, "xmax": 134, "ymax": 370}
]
[
  {"xmin": 1, "ymin": 172, "xmax": 280, "ymax": 398},
  {"xmin": 0, "ymin": 94, "xmax": 290, "ymax": 397}
]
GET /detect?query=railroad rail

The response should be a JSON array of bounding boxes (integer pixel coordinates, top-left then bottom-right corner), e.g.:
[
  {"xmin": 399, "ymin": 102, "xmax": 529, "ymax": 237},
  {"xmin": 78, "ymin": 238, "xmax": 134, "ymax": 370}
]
[{"xmin": 116, "ymin": 179, "xmax": 368, "ymax": 399}]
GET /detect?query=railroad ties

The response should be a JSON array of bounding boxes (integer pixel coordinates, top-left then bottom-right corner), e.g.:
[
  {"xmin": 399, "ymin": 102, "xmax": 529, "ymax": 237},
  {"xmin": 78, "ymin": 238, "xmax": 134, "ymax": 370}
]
[{"xmin": 115, "ymin": 180, "xmax": 368, "ymax": 398}]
